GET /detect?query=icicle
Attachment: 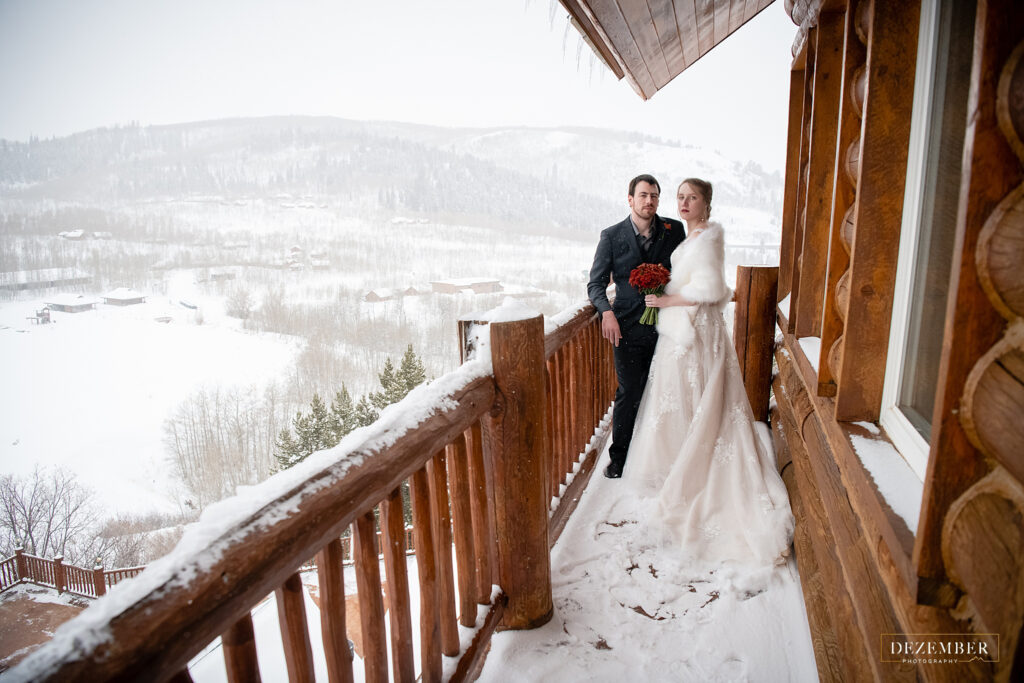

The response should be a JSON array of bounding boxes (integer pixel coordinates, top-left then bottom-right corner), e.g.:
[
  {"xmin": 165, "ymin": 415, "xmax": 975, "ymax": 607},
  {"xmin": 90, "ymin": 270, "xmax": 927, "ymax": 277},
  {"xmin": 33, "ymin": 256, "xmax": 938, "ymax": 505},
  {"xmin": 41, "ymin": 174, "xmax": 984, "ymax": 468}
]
[{"xmin": 561, "ymin": 12, "xmax": 572, "ymax": 59}]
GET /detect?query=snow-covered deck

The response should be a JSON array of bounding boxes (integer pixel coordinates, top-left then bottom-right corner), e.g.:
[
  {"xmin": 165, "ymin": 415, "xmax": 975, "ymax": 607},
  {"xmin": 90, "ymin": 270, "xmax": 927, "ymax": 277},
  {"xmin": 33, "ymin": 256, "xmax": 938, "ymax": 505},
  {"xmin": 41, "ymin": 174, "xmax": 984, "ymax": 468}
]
[{"xmin": 478, "ymin": 444, "xmax": 819, "ymax": 682}]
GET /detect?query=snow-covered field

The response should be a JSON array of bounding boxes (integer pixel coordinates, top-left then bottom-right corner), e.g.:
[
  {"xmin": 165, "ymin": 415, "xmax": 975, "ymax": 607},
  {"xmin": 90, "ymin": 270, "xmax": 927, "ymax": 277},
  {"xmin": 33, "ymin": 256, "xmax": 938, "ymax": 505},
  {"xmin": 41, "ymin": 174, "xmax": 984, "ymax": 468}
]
[{"xmin": 0, "ymin": 285, "xmax": 299, "ymax": 515}]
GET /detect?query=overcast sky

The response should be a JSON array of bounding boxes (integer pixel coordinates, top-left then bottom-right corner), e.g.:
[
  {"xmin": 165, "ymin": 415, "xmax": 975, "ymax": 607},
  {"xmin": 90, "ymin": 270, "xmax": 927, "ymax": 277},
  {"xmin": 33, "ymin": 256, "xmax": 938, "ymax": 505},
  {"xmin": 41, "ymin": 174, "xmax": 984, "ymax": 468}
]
[{"xmin": 0, "ymin": 0, "xmax": 797, "ymax": 171}]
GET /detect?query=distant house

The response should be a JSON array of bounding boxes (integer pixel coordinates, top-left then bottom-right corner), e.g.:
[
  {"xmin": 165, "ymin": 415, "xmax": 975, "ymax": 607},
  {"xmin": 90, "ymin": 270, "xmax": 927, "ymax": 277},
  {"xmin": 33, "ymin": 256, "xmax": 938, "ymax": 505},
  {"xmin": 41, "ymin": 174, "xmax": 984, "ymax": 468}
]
[
  {"xmin": 210, "ymin": 271, "xmax": 236, "ymax": 282},
  {"xmin": 430, "ymin": 278, "xmax": 503, "ymax": 295},
  {"xmin": 364, "ymin": 289, "xmax": 396, "ymax": 302},
  {"xmin": 102, "ymin": 288, "xmax": 147, "ymax": 306},
  {"xmin": 0, "ymin": 268, "xmax": 92, "ymax": 292},
  {"xmin": 59, "ymin": 230, "xmax": 85, "ymax": 241},
  {"xmin": 45, "ymin": 293, "xmax": 101, "ymax": 313},
  {"xmin": 403, "ymin": 284, "xmax": 430, "ymax": 296}
]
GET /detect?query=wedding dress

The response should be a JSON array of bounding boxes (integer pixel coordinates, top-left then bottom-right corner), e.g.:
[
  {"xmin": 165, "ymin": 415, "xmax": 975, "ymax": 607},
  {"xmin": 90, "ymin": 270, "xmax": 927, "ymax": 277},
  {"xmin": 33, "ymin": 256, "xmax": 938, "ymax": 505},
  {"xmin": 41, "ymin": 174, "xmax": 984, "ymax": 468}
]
[{"xmin": 623, "ymin": 222, "xmax": 794, "ymax": 569}]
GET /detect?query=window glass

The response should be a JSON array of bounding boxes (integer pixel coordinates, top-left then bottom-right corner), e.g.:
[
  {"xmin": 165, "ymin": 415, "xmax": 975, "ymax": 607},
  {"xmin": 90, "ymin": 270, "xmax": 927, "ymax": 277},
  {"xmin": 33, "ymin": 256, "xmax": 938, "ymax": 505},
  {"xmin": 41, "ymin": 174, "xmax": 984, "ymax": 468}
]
[{"xmin": 897, "ymin": 0, "xmax": 975, "ymax": 440}]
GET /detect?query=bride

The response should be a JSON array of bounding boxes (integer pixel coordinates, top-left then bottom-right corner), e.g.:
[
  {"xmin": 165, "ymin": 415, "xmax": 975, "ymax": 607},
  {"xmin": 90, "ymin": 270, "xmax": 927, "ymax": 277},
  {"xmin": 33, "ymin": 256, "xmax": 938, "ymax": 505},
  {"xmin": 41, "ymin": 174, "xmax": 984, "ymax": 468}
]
[{"xmin": 623, "ymin": 178, "xmax": 794, "ymax": 569}]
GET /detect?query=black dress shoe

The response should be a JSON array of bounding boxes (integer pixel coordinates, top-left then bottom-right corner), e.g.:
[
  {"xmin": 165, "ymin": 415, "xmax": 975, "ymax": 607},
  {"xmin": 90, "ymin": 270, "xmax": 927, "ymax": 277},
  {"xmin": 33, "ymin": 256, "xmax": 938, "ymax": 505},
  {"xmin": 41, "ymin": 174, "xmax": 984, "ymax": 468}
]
[{"xmin": 604, "ymin": 463, "xmax": 623, "ymax": 479}]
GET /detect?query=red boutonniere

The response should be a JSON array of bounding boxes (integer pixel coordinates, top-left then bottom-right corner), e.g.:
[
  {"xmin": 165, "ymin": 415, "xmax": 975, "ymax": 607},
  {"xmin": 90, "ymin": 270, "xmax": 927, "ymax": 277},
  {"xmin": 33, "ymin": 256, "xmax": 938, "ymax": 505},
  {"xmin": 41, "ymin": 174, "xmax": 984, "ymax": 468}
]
[{"xmin": 663, "ymin": 221, "xmax": 672, "ymax": 231}]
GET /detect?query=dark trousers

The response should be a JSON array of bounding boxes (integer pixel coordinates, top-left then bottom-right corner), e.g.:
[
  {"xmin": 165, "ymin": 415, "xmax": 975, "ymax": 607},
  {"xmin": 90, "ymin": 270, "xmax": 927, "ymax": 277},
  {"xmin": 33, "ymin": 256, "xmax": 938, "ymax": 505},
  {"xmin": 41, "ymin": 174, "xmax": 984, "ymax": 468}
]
[{"xmin": 608, "ymin": 336, "xmax": 657, "ymax": 469}]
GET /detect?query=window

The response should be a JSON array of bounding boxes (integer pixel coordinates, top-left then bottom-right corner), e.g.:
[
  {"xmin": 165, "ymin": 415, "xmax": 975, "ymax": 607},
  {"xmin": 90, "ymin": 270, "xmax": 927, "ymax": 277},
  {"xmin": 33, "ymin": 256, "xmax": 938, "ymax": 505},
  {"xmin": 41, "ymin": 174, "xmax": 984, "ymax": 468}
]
[{"xmin": 881, "ymin": 0, "xmax": 975, "ymax": 480}]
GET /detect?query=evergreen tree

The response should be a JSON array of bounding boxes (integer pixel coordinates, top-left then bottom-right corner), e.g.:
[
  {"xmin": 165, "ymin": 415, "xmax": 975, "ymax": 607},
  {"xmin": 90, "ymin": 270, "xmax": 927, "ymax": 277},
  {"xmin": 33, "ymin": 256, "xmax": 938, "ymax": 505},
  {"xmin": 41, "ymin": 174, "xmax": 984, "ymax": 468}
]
[
  {"xmin": 277, "ymin": 394, "xmax": 336, "ymax": 471},
  {"xmin": 354, "ymin": 395, "xmax": 379, "ymax": 427},
  {"xmin": 397, "ymin": 344, "xmax": 427, "ymax": 396},
  {"xmin": 372, "ymin": 357, "xmax": 401, "ymax": 409},
  {"xmin": 330, "ymin": 385, "xmax": 356, "ymax": 440},
  {"xmin": 274, "ymin": 425, "xmax": 302, "ymax": 471},
  {"xmin": 305, "ymin": 394, "xmax": 334, "ymax": 452}
]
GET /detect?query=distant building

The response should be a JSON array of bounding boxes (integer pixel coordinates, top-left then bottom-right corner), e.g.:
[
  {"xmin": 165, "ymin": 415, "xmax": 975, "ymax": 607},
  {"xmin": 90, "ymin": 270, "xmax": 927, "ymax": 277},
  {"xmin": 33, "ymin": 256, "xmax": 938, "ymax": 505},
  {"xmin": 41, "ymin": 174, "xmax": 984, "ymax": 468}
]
[
  {"xmin": 58, "ymin": 230, "xmax": 85, "ymax": 240},
  {"xmin": 311, "ymin": 259, "xmax": 330, "ymax": 270},
  {"xmin": 102, "ymin": 288, "xmax": 147, "ymax": 306},
  {"xmin": 0, "ymin": 268, "xmax": 92, "ymax": 292},
  {"xmin": 210, "ymin": 271, "xmax": 236, "ymax": 282},
  {"xmin": 429, "ymin": 278, "xmax": 503, "ymax": 294},
  {"xmin": 403, "ymin": 284, "xmax": 431, "ymax": 296},
  {"xmin": 364, "ymin": 289, "xmax": 396, "ymax": 302},
  {"xmin": 45, "ymin": 293, "xmax": 101, "ymax": 313}
]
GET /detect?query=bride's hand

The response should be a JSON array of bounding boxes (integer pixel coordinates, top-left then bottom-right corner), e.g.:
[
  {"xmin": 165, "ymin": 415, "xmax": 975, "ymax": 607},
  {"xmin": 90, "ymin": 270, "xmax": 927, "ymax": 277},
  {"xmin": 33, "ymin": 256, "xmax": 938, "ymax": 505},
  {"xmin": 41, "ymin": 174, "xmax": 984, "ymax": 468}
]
[{"xmin": 646, "ymin": 293, "xmax": 693, "ymax": 308}]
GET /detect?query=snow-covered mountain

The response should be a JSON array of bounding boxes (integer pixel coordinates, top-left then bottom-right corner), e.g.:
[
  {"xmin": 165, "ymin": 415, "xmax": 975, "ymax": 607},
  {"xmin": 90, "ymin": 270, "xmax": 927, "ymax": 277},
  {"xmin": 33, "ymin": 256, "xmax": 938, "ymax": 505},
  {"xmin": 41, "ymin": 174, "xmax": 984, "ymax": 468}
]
[{"xmin": 0, "ymin": 116, "xmax": 781, "ymax": 241}]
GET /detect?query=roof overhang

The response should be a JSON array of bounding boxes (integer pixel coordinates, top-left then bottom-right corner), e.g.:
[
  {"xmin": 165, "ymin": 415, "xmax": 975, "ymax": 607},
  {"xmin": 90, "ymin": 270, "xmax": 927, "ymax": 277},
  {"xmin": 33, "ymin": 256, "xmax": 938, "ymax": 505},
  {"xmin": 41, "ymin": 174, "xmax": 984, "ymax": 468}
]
[{"xmin": 558, "ymin": 0, "xmax": 780, "ymax": 99}]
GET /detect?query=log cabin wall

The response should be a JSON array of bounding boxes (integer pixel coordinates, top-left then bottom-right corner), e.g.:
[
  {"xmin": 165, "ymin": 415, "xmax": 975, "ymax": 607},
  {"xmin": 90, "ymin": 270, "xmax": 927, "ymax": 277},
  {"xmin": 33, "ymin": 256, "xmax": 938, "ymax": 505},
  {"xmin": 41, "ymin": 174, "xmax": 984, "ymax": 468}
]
[{"xmin": 774, "ymin": 0, "xmax": 1024, "ymax": 681}]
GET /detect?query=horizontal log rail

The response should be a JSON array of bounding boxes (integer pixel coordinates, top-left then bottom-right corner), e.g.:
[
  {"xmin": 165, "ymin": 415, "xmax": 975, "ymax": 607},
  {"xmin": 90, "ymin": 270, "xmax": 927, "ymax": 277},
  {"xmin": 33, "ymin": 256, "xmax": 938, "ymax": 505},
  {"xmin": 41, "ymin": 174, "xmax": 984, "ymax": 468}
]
[
  {"xmin": 0, "ymin": 549, "xmax": 145, "ymax": 599},
  {"xmin": 9, "ymin": 301, "xmax": 620, "ymax": 683}
]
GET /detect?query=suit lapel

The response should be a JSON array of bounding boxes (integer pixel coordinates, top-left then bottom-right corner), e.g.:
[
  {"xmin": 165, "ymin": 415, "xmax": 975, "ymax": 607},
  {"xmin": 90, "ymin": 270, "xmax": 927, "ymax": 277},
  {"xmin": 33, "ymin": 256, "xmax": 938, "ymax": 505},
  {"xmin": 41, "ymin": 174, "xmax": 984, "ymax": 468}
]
[
  {"xmin": 646, "ymin": 215, "xmax": 671, "ymax": 263},
  {"xmin": 620, "ymin": 217, "xmax": 642, "ymax": 264}
]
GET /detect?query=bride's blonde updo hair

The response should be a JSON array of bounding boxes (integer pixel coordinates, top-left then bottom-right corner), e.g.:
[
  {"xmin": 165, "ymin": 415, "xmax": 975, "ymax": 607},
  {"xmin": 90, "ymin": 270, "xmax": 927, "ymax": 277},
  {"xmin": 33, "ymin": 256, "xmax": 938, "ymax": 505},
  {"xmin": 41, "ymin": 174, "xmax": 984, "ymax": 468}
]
[{"xmin": 679, "ymin": 177, "xmax": 713, "ymax": 219}]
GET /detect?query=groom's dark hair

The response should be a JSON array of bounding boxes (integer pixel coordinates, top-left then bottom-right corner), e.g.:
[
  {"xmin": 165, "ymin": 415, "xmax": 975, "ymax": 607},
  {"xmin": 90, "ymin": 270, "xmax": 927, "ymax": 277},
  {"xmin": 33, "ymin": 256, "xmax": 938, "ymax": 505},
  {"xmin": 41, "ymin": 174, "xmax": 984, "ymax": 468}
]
[{"xmin": 628, "ymin": 174, "xmax": 661, "ymax": 196}]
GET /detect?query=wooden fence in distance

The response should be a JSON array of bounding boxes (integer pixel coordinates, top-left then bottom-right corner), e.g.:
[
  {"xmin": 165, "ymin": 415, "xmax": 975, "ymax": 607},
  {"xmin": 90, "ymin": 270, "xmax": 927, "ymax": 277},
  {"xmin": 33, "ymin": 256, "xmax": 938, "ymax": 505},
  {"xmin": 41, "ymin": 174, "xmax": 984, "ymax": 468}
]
[{"xmin": 0, "ymin": 548, "xmax": 145, "ymax": 599}]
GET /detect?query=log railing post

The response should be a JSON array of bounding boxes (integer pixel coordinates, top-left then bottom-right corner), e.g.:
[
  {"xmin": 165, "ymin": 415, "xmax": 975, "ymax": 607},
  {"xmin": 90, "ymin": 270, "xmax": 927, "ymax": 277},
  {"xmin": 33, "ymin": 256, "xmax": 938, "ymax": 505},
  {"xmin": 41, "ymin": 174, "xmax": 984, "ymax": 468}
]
[
  {"xmin": 409, "ymin": 468, "xmax": 442, "ymax": 682},
  {"xmin": 53, "ymin": 556, "xmax": 66, "ymax": 595},
  {"xmin": 93, "ymin": 563, "xmax": 106, "ymax": 597},
  {"xmin": 316, "ymin": 538, "xmax": 353, "ymax": 683},
  {"xmin": 734, "ymin": 265, "xmax": 780, "ymax": 422},
  {"xmin": 222, "ymin": 613, "xmax": 261, "ymax": 683},
  {"xmin": 380, "ymin": 487, "xmax": 415, "ymax": 681},
  {"xmin": 353, "ymin": 510, "xmax": 388, "ymax": 682},
  {"xmin": 14, "ymin": 548, "xmax": 26, "ymax": 582},
  {"xmin": 275, "ymin": 572, "xmax": 314, "ymax": 683},
  {"xmin": 482, "ymin": 313, "xmax": 553, "ymax": 630}
]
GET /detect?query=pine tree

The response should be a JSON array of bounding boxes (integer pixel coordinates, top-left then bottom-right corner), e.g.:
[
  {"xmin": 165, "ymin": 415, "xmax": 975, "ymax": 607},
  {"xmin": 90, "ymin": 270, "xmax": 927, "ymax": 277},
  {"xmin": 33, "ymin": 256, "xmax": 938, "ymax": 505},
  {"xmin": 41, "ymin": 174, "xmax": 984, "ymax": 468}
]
[
  {"xmin": 330, "ymin": 385, "xmax": 356, "ymax": 440},
  {"xmin": 274, "ymin": 425, "xmax": 302, "ymax": 471},
  {"xmin": 354, "ymin": 395, "xmax": 379, "ymax": 427},
  {"xmin": 305, "ymin": 394, "xmax": 334, "ymax": 452},
  {"xmin": 372, "ymin": 357, "xmax": 401, "ymax": 409},
  {"xmin": 397, "ymin": 344, "xmax": 427, "ymax": 396},
  {"xmin": 277, "ymin": 394, "xmax": 337, "ymax": 472}
]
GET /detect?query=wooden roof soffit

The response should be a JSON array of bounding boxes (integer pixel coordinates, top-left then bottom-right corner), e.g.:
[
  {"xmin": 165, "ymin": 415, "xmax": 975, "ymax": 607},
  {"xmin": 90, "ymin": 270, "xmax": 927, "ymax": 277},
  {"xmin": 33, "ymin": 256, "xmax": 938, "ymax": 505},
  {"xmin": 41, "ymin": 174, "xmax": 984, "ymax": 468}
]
[{"xmin": 556, "ymin": 0, "xmax": 780, "ymax": 101}]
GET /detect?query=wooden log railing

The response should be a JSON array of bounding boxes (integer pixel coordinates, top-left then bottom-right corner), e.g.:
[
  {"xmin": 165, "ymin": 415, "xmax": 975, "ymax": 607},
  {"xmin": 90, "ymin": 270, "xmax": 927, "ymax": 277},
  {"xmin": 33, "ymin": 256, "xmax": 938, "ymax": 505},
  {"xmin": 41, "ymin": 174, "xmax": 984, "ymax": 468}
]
[
  {"xmin": 0, "ymin": 548, "xmax": 146, "ymax": 598},
  {"xmin": 8, "ymin": 283, "xmax": 776, "ymax": 683},
  {"xmin": 8, "ymin": 302, "xmax": 617, "ymax": 683}
]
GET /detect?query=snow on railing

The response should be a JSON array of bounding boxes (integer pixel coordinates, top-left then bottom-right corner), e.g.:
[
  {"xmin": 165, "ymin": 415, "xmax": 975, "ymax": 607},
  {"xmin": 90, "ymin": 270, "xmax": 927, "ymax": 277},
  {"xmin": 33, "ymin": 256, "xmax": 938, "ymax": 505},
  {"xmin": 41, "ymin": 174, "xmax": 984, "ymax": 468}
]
[{"xmin": 7, "ymin": 300, "xmax": 616, "ymax": 683}]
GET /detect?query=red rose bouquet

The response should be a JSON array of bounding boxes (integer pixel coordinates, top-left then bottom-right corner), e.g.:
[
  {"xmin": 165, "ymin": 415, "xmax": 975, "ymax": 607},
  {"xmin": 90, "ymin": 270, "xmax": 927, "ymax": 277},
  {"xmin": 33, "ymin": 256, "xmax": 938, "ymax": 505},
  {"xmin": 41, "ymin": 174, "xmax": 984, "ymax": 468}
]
[{"xmin": 629, "ymin": 263, "xmax": 671, "ymax": 325}]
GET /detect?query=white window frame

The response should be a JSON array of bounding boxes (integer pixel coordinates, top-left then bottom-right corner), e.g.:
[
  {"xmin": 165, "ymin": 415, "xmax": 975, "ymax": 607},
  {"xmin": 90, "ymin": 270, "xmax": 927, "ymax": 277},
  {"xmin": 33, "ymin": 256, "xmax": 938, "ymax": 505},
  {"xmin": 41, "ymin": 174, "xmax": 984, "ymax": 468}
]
[{"xmin": 879, "ymin": 0, "xmax": 942, "ymax": 482}]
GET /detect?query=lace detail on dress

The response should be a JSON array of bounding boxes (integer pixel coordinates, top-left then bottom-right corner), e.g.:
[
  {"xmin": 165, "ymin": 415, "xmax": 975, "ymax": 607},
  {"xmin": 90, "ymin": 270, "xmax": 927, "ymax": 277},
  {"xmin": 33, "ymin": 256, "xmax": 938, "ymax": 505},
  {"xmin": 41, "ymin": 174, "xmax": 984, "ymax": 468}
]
[
  {"xmin": 712, "ymin": 436, "xmax": 735, "ymax": 465},
  {"xmin": 686, "ymin": 354, "xmax": 700, "ymax": 385},
  {"xmin": 700, "ymin": 520, "xmax": 721, "ymax": 540},
  {"xmin": 654, "ymin": 382, "xmax": 682, "ymax": 425}
]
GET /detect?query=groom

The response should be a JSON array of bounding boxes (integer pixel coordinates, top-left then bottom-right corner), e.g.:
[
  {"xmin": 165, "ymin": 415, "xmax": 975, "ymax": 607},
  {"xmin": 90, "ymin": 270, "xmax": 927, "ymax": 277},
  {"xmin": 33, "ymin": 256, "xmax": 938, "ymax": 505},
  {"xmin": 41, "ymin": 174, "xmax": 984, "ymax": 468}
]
[{"xmin": 588, "ymin": 174, "xmax": 685, "ymax": 478}]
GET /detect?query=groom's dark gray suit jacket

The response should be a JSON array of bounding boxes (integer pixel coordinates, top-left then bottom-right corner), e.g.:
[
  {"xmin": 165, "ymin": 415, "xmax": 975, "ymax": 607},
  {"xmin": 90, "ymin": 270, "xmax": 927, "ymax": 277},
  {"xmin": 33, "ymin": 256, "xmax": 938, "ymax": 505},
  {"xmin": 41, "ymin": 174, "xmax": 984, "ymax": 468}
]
[{"xmin": 588, "ymin": 214, "xmax": 686, "ymax": 343}]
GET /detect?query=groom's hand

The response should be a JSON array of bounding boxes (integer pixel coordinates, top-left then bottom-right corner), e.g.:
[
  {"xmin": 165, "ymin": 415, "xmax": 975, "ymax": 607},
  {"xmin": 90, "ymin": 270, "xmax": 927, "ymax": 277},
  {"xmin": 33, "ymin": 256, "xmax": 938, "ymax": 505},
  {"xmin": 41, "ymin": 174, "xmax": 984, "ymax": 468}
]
[{"xmin": 601, "ymin": 311, "xmax": 621, "ymax": 347}]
